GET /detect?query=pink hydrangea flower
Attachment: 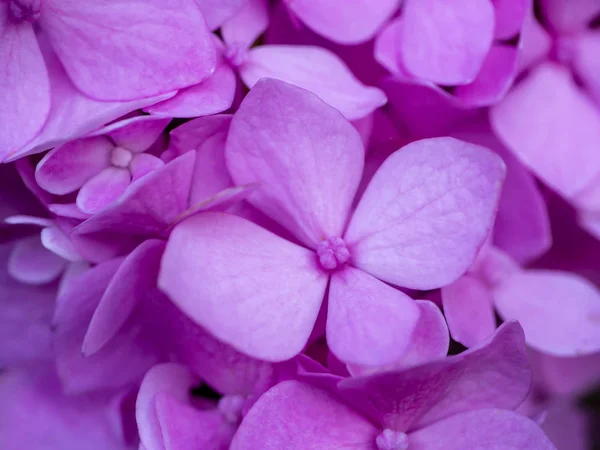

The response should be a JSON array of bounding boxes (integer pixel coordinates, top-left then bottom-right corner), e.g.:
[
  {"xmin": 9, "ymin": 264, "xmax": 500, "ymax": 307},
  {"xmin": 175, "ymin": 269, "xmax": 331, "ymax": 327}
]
[{"xmin": 159, "ymin": 78, "xmax": 505, "ymax": 366}]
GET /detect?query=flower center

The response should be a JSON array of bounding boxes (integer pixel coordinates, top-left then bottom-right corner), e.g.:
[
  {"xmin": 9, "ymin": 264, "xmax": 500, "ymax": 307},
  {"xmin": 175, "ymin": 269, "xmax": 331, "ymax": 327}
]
[
  {"xmin": 224, "ymin": 44, "xmax": 248, "ymax": 67},
  {"xmin": 8, "ymin": 0, "xmax": 41, "ymax": 23},
  {"xmin": 217, "ymin": 395, "xmax": 245, "ymax": 424},
  {"xmin": 316, "ymin": 236, "xmax": 350, "ymax": 271},
  {"xmin": 376, "ymin": 430, "xmax": 409, "ymax": 450},
  {"xmin": 110, "ymin": 146, "xmax": 133, "ymax": 169}
]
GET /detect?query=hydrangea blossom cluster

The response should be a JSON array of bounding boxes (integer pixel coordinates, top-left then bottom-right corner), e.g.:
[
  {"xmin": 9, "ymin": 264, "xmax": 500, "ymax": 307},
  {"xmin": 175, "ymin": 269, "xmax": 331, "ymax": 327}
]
[{"xmin": 1, "ymin": 0, "xmax": 599, "ymax": 449}]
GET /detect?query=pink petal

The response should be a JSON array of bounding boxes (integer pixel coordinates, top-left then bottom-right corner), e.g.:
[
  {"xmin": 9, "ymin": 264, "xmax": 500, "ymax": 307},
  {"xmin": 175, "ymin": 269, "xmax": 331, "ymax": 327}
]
[
  {"xmin": 0, "ymin": 369, "xmax": 131, "ymax": 450},
  {"xmin": 221, "ymin": 0, "xmax": 269, "ymax": 50},
  {"xmin": 345, "ymin": 137, "xmax": 505, "ymax": 290},
  {"xmin": 9, "ymin": 41, "xmax": 174, "ymax": 161},
  {"xmin": 492, "ymin": 0, "xmax": 530, "ymax": 40},
  {"xmin": 108, "ymin": 117, "xmax": 170, "ymax": 153},
  {"xmin": 398, "ymin": 0, "xmax": 495, "ymax": 85},
  {"xmin": 226, "ymin": 78, "xmax": 364, "ymax": 248},
  {"xmin": 493, "ymin": 270, "xmax": 600, "ymax": 356},
  {"xmin": 145, "ymin": 63, "xmax": 236, "ymax": 118},
  {"xmin": 409, "ymin": 409, "xmax": 555, "ymax": 450},
  {"xmin": 285, "ymin": 0, "xmax": 399, "ymax": 44},
  {"xmin": 338, "ymin": 322, "xmax": 530, "ymax": 431},
  {"xmin": 41, "ymin": 0, "xmax": 216, "ymax": 101},
  {"xmin": 442, "ymin": 274, "xmax": 496, "ymax": 348},
  {"xmin": 230, "ymin": 381, "xmax": 378, "ymax": 450},
  {"xmin": 130, "ymin": 154, "xmax": 165, "ymax": 182},
  {"xmin": 159, "ymin": 213, "xmax": 328, "ymax": 361},
  {"xmin": 573, "ymin": 31, "xmax": 600, "ymax": 102},
  {"xmin": 83, "ymin": 240, "xmax": 165, "ymax": 356},
  {"xmin": 0, "ymin": 15, "xmax": 49, "ymax": 160},
  {"xmin": 327, "ymin": 266, "xmax": 420, "ymax": 366},
  {"xmin": 8, "ymin": 235, "xmax": 65, "ymax": 285},
  {"xmin": 35, "ymin": 136, "xmax": 112, "ymax": 195},
  {"xmin": 77, "ymin": 167, "xmax": 131, "ymax": 214},
  {"xmin": 348, "ymin": 300, "xmax": 450, "ymax": 375},
  {"xmin": 75, "ymin": 152, "xmax": 195, "ymax": 236},
  {"xmin": 240, "ymin": 45, "xmax": 386, "ymax": 120},
  {"xmin": 491, "ymin": 63, "xmax": 600, "ymax": 211},
  {"xmin": 453, "ymin": 44, "xmax": 519, "ymax": 107},
  {"xmin": 40, "ymin": 225, "xmax": 81, "ymax": 262},
  {"xmin": 194, "ymin": 0, "xmax": 247, "ymax": 30},
  {"xmin": 540, "ymin": 0, "xmax": 600, "ymax": 33},
  {"xmin": 518, "ymin": 14, "xmax": 552, "ymax": 73}
]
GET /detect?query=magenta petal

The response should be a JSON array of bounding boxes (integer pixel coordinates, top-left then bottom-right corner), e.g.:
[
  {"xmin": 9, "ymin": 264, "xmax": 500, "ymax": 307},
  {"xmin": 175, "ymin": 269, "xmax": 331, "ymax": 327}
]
[
  {"xmin": 108, "ymin": 117, "xmax": 170, "ymax": 153},
  {"xmin": 159, "ymin": 213, "xmax": 328, "ymax": 361},
  {"xmin": 518, "ymin": 14, "xmax": 552, "ymax": 73},
  {"xmin": 221, "ymin": 0, "xmax": 269, "ymax": 50},
  {"xmin": 494, "ymin": 270, "xmax": 600, "ymax": 356},
  {"xmin": 130, "ymin": 154, "xmax": 165, "ymax": 182},
  {"xmin": 492, "ymin": 0, "xmax": 530, "ymax": 40},
  {"xmin": 239, "ymin": 45, "xmax": 387, "ymax": 120},
  {"xmin": 453, "ymin": 44, "xmax": 519, "ymax": 107},
  {"xmin": 75, "ymin": 152, "xmax": 195, "ymax": 236},
  {"xmin": 338, "ymin": 322, "xmax": 530, "ymax": 431},
  {"xmin": 327, "ymin": 266, "xmax": 420, "ymax": 366},
  {"xmin": 194, "ymin": 0, "xmax": 247, "ymax": 30},
  {"xmin": 491, "ymin": 63, "xmax": 600, "ymax": 211},
  {"xmin": 409, "ymin": 409, "xmax": 555, "ymax": 450},
  {"xmin": 540, "ymin": 0, "xmax": 600, "ymax": 33},
  {"xmin": 41, "ymin": 0, "xmax": 216, "ymax": 101},
  {"xmin": 40, "ymin": 225, "xmax": 81, "ymax": 262},
  {"xmin": 77, "ymin": 167, "xmax": 131, "ymax": 214},
  {"xmin": 226, "ymin": 78, "xmax": 364, "ymax": 248},
  {"xmin": 285, "ymin": 0, "xmax": 399, "ymax": 44},
  {"xmin": 573, "ymin": 31, "xmax": 600, "ymax": 102},
  {"xmin": 231, "ymin": 381, "xmax": 378, "ymax": 450},
  {"xmin": 442, "ymin": 274, "xmax": 496, "ymax": 348},
  {"xmin": 345, "ymin": 137, "xmax": 505, "ymax": 290},
  {"xmin": 8, "ymin": 235, "xmax": 66, "ymax": 285},
  {"xmin": 534, "ymin": 351, "xmax": 600, "ymax": 396},
  {"xmin": 35, "ymin": 136, "xmax": 112, "ymax": 195},
  {"xmin": 83, "ymin": 240, "xmax": 165, "ymax": 356},
  {"xmin": 399, "ymin": 0, "xmax": 495, "ymax": 85},
  {"xmin": 146, "ymin": 64, "xmax": 236, "ymax": 118},
  {"xmin": 0, "ymin": 16, "xmax": 49, "ymax": 160}
]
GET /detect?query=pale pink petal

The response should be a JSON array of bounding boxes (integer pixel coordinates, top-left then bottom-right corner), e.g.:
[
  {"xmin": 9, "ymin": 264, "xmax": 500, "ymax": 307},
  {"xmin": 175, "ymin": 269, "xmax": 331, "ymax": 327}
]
[
  {"xmin": 41, "ymin": 0, "xmax": 216, "ymax": 101},
  {"xmin": 35, "ymin": 136, "xmax": 112, "ymax": 195},
  {"xmin": 195, "ymin": 0, "xmax": 247, "ymax": 30},
  {"xmin": 145, "ymin": 64, "xmax": 236, "ymax": 118},
  {"xmin": 8, "ymin": 235, "xmax": 65, "ymax": 285},
  {"xmin": 222, "ymin": 0, "xmax": 269, "ymax": 49},
  {"xmin": 494, "ymin": 270, "xmax": 600, "ymax": 356},
  {"xmin": 240, "ymin": 46, "xmax": 386, "ymax": 120},
  {"xmin": 345, "ymin": 137, "xmax": 505, "ymax": 290},
  {"xmin": 0, "ymin": 12, "xmax": 50, "ymax": 161},
  {"xmin": 4, "ymin": 215, "xmax": 53, "ymax": 227},
  {"xmin": 453, "ymin": 44, "xmax": 519, "ymax": 107},
  {"xmin": 409, "ymin": 409, "xmax": 556, "ymax": 450},
  {"xmin": 399, "ymin": 0, "xmax": 495, "ymax": 85},
  {"xmin": 77, "ymin": 167, "xmax": 131, "ymax": 214},
  {"xmin": 492, "ymin": 0, "xmax": 530, "ymax": 39},
  {"xmin": 159, "ymin": 213, "xmax": 328, "ymax": 361},
  {"xmin": 83, "ymin": 240, "xmax": 165, "ymax": 356},
  {"xmin": 40, "ymin": 225, "xmax": 81, "ymax": 262},
  {"xmin": 8, "ymin": 41, "xmax": 174, "ymax": 161},
  {"xmin": 573, "ymin": 31, "xmax": 600, "ymax": 102},
  {"xmin": 491, "ymin": 63, "xmax": 600, "ymax": 211},
  {"xmin": 130, "ymin": 154, "xmax": 165, "ymax": 182},
  {"xmin": 540, "ymin": 0, "xmax": 600, "ymax": 33},
  {"xmin": 327, "ymin": 266, "xmax": 420, "ymax": 366},
  {"xmin": 338, "ymin": 322, "xmax": 530, "ymax": 431},
  {"xmin": 226, "ymin": 78, "xmax": 364, "ymax": 248},
  {"xmin": 442, "ymin": 274, "xmax": 496, "ymax": 348},
  {"xmin": 285, "ymin": 0, "xmax": 400, "ymax": 44},
  {"xmin": 109, "ymin": 117, "xmax": 170, "ymax": 153},
  {"xmin": 231, "ymin": 381, "xmax": 378, "ymax": 450},
  {"xmin": 347, "ymin": 300, "xmax": 449, "ymax": 375},
  {"xmin": 75, "ymin": 152, "xmax": 195, "ymax": 236}
]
